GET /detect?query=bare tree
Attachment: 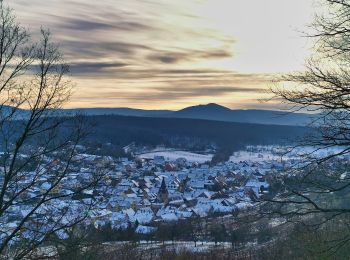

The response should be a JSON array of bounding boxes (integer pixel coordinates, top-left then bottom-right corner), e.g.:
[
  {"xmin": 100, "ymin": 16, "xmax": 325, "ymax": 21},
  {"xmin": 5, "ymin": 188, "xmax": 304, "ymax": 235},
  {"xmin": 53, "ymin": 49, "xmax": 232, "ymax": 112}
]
[
  {"xmin": 0, "ymin": 1, "xmax": 105, "ymax": 259},
  {"xmin": 262, "ymin": 0, "xmax": 350, "ymax": 254}
]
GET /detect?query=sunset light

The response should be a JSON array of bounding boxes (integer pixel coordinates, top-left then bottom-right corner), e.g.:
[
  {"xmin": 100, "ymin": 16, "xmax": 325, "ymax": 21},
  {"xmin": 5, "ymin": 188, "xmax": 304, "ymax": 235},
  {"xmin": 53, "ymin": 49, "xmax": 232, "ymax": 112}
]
[{"xmin": 12, "ymin": 0, "xmax": 315, "ymax": 109}]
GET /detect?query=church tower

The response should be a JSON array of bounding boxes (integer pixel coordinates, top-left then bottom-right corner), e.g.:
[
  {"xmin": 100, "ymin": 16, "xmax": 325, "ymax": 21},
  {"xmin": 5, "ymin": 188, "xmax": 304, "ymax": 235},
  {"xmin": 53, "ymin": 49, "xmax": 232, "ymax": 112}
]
[{"xmin": 157, "ymin": 177, "xmax": 169, "ymax": 203}]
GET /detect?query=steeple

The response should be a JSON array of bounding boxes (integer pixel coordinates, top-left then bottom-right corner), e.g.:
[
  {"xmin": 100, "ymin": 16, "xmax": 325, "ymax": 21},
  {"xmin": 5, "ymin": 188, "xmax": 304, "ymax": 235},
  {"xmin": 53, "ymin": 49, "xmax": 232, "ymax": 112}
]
[
  {"xmin": 160, "ymin": 177, "xmax": 167, "ymax": 193},
  {"xmin": 157, "ymin": 177, "xmax": 169, "ymax": 203}
]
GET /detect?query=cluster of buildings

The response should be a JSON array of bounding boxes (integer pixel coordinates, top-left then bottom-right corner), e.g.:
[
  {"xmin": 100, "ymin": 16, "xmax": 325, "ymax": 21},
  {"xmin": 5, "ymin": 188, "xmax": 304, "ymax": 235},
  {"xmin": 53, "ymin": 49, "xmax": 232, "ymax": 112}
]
[
  {"xmin": 81, "ymin": 148, "xmax": 282, "ymax": 234},
  {"xmin": 2, "ymin": 145, "xmax": 290, "ymax": 241}
]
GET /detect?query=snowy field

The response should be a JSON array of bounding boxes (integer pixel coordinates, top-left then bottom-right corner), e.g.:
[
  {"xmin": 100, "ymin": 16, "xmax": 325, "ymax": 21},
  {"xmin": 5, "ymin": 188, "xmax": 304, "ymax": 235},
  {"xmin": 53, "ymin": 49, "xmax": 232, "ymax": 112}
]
[
  {"xmin": 37, "ymin": 240, "xmax": 256, "ymax": 258},
  {"xmin": 229, "ymin": 151, "xmax": 283, "ymax": 163},
  {"xmin": 139, "ymin": 151, "xmax": 213, "ymax": 163},
  {"xmin": 229, "ymin": 145, "xmax": 350, "ymax": 163},
  {"xmin": 103, "ymin": 240, "xmax": 244, "ymax": 253},
  {"xmin": 288, "ymin": 146, "xmax": 350, "ymax": 158}
]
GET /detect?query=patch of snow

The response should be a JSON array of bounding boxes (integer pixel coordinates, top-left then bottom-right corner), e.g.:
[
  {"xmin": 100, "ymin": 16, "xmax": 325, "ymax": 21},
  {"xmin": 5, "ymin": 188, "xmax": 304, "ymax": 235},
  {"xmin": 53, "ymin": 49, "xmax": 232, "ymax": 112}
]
[{"xmin": 139, "ymin": 151, "xmax": 213, "ymax": 163}]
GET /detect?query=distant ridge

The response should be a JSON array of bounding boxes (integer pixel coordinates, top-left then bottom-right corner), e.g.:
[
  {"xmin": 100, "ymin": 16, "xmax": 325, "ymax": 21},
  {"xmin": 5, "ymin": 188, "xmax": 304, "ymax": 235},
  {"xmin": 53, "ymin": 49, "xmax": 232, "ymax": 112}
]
[
  {"xmin": 175, "ymin": 103, "xmax": 232, "ymax": 115},
  {"xmin": 62, "ymin": 107, "xmax": 171, "ymax": 117},
  {"xmin": 62, "ymin": 103, "xmax": 314, "ymax": 126},
  {"xmin": 7, "ymin": 103, "xmax": 315, "ymax": 126},
  {"xmin": 167, "ymin": 103, "xmax": 315, "ymax": 126}
]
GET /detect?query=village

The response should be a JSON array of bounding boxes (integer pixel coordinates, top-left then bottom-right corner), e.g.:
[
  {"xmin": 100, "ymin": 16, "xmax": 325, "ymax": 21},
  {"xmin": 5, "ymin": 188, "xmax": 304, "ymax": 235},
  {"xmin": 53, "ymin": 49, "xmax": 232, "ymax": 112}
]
[
  {"xmin": 3, "ymin": 144, "xmax": 299, "ymax": 240},
  {"xmin": 3, "ymin": 141, "xmax": 349, "ymax": 248}
]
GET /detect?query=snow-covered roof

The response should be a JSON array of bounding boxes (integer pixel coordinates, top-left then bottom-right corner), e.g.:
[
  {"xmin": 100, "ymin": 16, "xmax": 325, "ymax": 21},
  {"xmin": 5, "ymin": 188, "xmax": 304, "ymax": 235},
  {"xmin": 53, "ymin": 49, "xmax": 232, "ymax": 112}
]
[{"xmin": 135, "ymin": 225, "xmax": 157, "ymax": 234}]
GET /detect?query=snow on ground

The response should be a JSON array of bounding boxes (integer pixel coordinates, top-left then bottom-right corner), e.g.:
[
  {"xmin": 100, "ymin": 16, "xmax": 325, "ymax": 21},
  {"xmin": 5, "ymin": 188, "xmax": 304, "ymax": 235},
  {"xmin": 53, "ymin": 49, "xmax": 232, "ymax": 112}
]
[
  {"xmin": 229, "ymin": 151, "xmax": 283, "ymax": 163},
  {"xmin": 229, "ymin": 145, "xmax": 350, "ymax": 163},
  {"xmin": 104, "ymin": 240, "xmax": 237, "ymax": 253},
  {"xmin": 139, "ymin": 151, "xmax": 213, "ymax": 163},
  {"xmin": 288, "ymin": 146, "xmax": 350, "ymax": 158}
]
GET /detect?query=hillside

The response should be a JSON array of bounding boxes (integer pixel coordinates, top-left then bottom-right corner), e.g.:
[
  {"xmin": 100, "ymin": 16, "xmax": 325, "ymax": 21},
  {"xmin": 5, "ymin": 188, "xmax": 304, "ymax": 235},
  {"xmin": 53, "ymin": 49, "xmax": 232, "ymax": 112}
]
[
  {"xmin": 5, "ymin": 103, "xmax": 315, "ymax": 126},
  {"xmin": 168, "ymin": 103, "xmax": 314, "ymax": 126},
  {"xmin": 85, "ymin": 115, "xmax": 311, "ymax": 150},
  {"xmin": 64, "ymin": 103, "xmax": 314, "ymax": 126}
]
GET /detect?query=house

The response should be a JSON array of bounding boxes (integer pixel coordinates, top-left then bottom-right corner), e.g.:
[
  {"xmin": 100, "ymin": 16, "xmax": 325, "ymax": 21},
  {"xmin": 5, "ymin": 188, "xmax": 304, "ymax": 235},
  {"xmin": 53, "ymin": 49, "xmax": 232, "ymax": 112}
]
[
  {"xmin": 154, "ymin": 156, "xmax": 165, "ymax": 165},
  {"xmin": 165, "ymin": 162, "xmax": 176, "ymax": 172},
  {"xmin": 160, "ymin": 212, "xmax": 178, "ymax": 221},
  {"xmin": 245, "ymin": 179, "xmax": 270, "ymax": 197},
  {"xmin": 110, "ymin": 212, "xmax": 129, "ymax": 230},
  {"xmin": 131, "ymin": 207, "xmax": 155, "ymax": 224},
  {"xmin": 135, "ymin": 225, "xmax": 157, "ymax": 234},
  {"xmin": 175, "ymin": 157, "xmax": 187, "ymax": 167}
]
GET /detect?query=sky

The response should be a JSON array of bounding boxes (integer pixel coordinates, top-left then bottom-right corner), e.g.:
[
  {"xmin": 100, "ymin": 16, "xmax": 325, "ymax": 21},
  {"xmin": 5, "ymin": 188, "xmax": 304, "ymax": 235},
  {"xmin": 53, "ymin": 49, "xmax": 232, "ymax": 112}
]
[{"xmin": 11, "ymin": 0, "xmax": 316, "ymax": 110}]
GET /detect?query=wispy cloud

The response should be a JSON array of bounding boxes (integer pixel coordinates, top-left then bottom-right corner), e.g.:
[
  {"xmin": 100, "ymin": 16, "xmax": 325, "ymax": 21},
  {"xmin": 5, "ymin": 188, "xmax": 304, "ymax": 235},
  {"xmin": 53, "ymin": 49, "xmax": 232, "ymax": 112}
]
[
  {"xmin": 147, "ymin": 48, "xmax": 233, "ymax": 64},
  {"xmin": 62, "ymin": 18, "xmax": 153, "ymax": 32},
  {"xmin": 69, "ymin": 62, "xmax": 128, "ymax": 74},
  {"xmin": 9, "ymin": 0, "xmax": 311, "ymax": 109},
  {"xmin": 74, "ymin": 86, "xmax": 264, "ymax": 102}
]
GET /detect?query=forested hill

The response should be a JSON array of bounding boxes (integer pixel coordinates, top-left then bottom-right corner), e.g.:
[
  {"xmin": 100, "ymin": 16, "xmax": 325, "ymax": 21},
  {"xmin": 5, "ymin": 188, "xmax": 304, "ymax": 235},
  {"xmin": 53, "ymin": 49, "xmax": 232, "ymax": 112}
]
[
  {"xmin": 62, "ymin": 103, "xmax": 314, "ymax": 126},
  {"xmin": 84, "ymin": 115, "xmax": 311, "ymax": 150}
]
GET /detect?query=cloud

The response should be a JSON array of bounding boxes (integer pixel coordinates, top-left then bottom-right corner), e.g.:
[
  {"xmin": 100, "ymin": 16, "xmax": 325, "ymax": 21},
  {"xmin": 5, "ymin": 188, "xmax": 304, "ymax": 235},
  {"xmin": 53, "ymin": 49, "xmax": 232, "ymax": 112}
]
[
  {"xmin": 146, "ymin": 86, "xmax": 264, "ymax": 100},
  {"xmin": 200, "ymin": 50, "xmax": 232, "ymax": 59},
  {"xmin": 61, "ymin": 40, "xmax": 153, "ymax": 60},
  {"xmin": 70, "ymin": 67, "xmax": 232, "ymax": 79},
  {"xmin": 73, "ymin": 84, "xmax": 265, "ymax": 102},
  {"xmin": 147, "ymin": 53, "xmax": 183, "ymax": 64},
  {"xmin": 62, "ymin": 18, "xmax": 153, "ymax": 32},
  {"xmin": 69, "ymin": 62, "xmax": 128, "ymax": 74},
  {"xmin": 62, "ymin": 19, "xmax": 116, "ymax": 31},
  {"xmin": 147, "ymin": 48, "xmax": 232, "ymax": 64},
  {"xmin": 10, "ymin": 0, "xmax": 276, "ymax": 108}
]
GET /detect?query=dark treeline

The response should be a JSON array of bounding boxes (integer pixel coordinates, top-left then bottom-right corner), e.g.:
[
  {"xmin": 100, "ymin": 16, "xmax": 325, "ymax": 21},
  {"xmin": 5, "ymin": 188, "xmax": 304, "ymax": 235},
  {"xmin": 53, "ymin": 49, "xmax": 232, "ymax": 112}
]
[
  {"xmin": 3, "ymin": 115, "xmax": 310, "ymax": 151},
  {"xmin": 83, "ymin": 115, "xmax": 311, "ymax": 151}
]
